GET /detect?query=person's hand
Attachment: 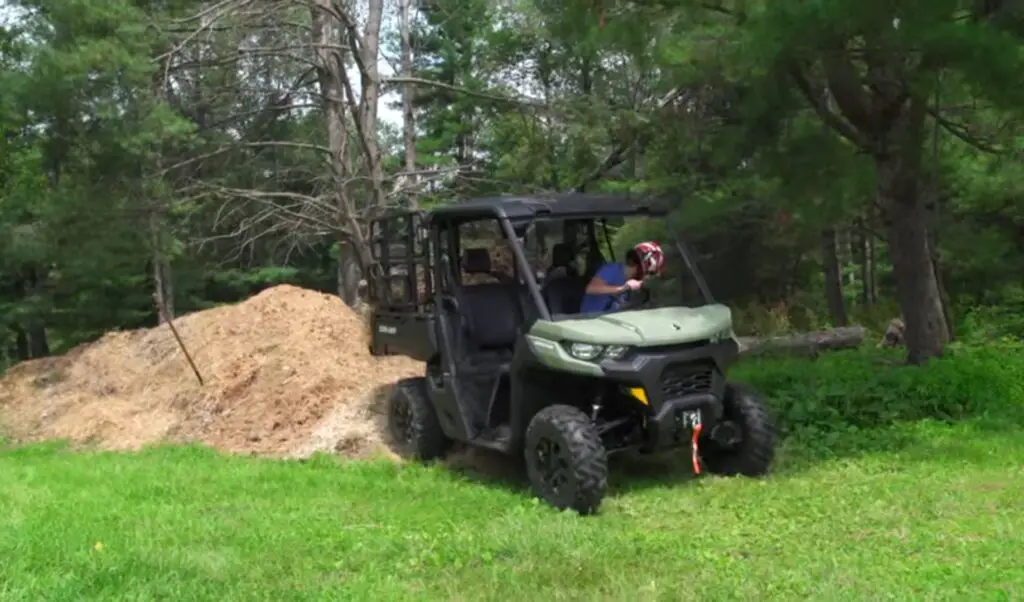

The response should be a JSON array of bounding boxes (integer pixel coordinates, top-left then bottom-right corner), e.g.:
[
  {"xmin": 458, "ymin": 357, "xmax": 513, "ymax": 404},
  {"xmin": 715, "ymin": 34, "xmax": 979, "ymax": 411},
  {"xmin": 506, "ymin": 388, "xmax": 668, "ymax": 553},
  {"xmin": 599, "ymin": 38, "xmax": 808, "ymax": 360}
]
[{"xmin": 624, "ymin": 279, "xmax": 643, "ymax": 291}]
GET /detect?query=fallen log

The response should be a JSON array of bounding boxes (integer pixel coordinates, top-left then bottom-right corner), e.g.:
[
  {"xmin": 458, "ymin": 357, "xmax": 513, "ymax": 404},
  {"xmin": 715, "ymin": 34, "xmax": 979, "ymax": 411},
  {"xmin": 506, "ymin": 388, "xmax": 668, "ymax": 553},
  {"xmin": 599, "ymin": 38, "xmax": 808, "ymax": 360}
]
[{"xmin": 736, "ymin": 325, "xmax": 866, "ymax": 358}]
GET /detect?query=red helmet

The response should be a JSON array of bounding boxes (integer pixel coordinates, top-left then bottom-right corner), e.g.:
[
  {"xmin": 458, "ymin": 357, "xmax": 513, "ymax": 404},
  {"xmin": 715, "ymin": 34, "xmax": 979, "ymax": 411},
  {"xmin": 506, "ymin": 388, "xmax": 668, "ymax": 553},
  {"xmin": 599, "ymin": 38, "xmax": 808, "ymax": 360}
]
[{"xmin": 633, "ymin": 241, "xmax": 665, "ymax": 276}]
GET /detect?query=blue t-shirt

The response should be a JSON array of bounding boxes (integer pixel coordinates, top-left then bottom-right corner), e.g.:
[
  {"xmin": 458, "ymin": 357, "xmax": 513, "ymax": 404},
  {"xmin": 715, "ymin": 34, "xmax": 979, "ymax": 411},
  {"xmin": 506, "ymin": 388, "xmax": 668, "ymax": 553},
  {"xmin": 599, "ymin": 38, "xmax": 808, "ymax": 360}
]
[{"xmin": 579, "ymin": 263, "xmax": 627, "ymax": 313}]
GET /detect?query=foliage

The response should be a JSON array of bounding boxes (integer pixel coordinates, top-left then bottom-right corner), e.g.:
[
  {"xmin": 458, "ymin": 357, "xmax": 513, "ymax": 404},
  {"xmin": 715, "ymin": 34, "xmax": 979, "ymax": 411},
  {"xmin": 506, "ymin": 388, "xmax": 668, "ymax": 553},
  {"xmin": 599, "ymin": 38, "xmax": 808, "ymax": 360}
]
[
  {"xmin": 2, "ymin": 0, "xmax": 1024, "ymax": 364},
  {"xmin": 958, "ymin": 285, "xmax": 1024, "ymax": 344},
  {"xmin": 733, "ymin": 345, "xmax": 1024, "ymax": 454}
]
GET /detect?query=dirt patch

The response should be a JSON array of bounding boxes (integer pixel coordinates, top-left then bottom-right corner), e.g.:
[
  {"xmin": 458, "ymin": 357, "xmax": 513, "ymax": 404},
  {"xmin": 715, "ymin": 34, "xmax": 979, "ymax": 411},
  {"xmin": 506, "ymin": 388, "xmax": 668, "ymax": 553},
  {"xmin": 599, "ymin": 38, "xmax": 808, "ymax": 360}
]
[{"xmin": 0, "ymin": 285, "xmax": 422, "ymax": 458}]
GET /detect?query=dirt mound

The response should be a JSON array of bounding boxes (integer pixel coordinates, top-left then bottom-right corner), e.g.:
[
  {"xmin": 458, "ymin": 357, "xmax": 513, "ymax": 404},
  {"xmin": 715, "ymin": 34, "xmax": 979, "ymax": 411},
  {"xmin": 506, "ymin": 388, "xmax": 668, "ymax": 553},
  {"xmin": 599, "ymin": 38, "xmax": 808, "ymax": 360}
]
[{"xmin": 0, "ymin": 285, "xmax": 422, "ymax": 458}]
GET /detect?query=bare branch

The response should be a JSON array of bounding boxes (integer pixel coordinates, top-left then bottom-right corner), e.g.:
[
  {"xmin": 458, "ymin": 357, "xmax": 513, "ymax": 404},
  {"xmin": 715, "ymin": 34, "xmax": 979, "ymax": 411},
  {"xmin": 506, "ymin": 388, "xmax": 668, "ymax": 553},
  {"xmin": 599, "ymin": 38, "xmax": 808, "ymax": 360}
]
[
  {"xmin": 160, "ymin": 0, "xmax": 256, "ymax": 62},
  {"xmin": 575, "ymin": 86, "xmax": 687, "ymax": 191},
  {"xmin": 788, "ymin": 62, "xmax": 872, "ymax": 150},
  {"xmin": 927, "ymin": 108, "xmax": 1006, "ymax": 154},
  {"xmin": 160, "ymin": 141, "xmax": 333, "ymax": 175},
  {"xmin": 171, "ymin": 0, "xmax": 243, "ymax": 24},
  {"xmin": 383, "ymin": 76, "xmax": 548, "ymax": 108}
]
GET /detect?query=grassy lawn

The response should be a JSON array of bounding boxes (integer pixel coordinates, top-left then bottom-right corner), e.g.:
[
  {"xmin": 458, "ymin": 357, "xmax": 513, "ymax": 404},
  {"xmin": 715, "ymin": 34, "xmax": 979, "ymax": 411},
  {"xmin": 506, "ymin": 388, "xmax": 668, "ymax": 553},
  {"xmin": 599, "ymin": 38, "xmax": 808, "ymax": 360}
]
[{"xmin": 2, "ymin": 419, "xmax": 1023, "ymax": 601}]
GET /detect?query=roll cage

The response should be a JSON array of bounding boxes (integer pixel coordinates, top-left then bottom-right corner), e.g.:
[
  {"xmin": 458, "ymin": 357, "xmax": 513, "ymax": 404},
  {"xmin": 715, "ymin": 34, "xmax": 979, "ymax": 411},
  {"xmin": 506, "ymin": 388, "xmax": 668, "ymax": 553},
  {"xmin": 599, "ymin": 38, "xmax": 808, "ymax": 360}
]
[{"xmin": 367, "ymin": 193, "xmax": 714, "ymax": 322}]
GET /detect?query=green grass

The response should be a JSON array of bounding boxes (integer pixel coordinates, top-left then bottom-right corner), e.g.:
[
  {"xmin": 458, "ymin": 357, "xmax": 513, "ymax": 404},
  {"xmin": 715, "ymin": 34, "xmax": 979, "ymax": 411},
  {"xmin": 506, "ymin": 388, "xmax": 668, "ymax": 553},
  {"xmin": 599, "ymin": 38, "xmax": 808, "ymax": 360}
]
[{"xmin": 2, "ymin": 418, "xmax": 1024, "ymax": 601}]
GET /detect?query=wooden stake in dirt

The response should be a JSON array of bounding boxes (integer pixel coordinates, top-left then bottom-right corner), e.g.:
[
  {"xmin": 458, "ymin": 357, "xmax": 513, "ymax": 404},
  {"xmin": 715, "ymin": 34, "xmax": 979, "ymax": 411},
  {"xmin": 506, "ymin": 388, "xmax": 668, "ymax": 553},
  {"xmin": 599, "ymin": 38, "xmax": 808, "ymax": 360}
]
[{"xmin": 152, "ymin": 293, "xmax": 205, "ymax": 386}]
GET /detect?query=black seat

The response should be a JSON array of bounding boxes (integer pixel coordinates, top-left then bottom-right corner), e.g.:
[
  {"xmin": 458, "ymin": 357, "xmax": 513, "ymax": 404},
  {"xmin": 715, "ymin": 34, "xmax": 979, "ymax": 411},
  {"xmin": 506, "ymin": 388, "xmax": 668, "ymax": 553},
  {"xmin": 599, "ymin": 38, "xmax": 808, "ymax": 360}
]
[
  {"xmin": 546, "ymin": 243, "xmax": 579, "ymax": 279},
  {"xmin": 459, "ymin": 248, "xmax": 521, "ymax": 351},
  {"xmin": 541, "ymin": 243, "xmax": 585, "ymax": 315},
  {"xmin": 542, "ymin": 277, "xmax": 584, "ymax": 315}
]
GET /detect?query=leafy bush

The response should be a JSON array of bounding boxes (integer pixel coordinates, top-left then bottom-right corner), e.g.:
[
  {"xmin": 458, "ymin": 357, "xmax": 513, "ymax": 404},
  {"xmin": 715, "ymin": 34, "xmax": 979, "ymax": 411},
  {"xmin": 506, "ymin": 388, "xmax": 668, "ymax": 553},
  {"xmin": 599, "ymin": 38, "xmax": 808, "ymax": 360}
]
[
  {"xmin": 958, "ymin": 285, "xmax": 1024, "ymax": 345},
  {"xmin": 732, "ymin": 346, "xmax": 1024, "ymax": 441}
]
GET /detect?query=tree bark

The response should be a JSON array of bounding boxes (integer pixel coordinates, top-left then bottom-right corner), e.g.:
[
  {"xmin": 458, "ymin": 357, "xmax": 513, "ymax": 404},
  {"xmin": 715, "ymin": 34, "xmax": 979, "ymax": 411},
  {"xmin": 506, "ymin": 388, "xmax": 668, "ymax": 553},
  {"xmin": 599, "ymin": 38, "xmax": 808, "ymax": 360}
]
[
  {"xmin": 929, "ymin": 235, "xmax": 955, "ymax": 342},
  {"xmin": 27, "ymin": 323, "xmax": 48, "ymax": 358},
  {"xmin": 820, "ymin": 227, "xmax": 848, "ymax": 326},
  {"xmin": 149, "ymin": 214, "xmax": 174, "ymax": 323},
  {"xmin": 152, "ymin": 253, "xmax": 174, "ymax": 323},
  {"xmin": 878, "ymin": 153, "xmax": 950, "ymax": 363},
  {"xmin": 866, "ymin": 233, "xmax": 876, "ymax": 305},
  {"xmin": 153, "ymin": 256, "xmax": 166, "ymax": 324},
  {"xmin": 737, "ymin": 326, "xmax": 866, "ymax": 357},
  {"xmin": 354, "ymin": 0, "xmax": 386, "ymax": 215},
  {"xmin": 13, "ymin": 326, "xmax": 28, "ymax": 361},
  {"xmin": 925, "ymin": 188, "xmax": 956, "ymax": 342},
  {"xmin": 310, "ymin": 1, "xmax": 378, "ymax": 290},
  {"xmin": 399, "ymin": 0, "xmax": 417, "ymax": 207},
  {"xmin": 857, "ymin": 219, "xmax": 877, "ymax": 306},
  {"xmin": 337, "ymin": 248, "xmax": 362, "ymax": 307}
]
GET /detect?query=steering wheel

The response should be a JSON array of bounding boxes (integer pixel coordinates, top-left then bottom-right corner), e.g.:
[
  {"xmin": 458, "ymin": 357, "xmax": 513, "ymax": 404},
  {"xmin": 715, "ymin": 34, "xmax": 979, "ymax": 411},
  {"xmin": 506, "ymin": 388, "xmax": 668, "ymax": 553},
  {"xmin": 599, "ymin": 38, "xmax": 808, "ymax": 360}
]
[{"xmin": 618, "ymin": 282, "xmax": 653, "ymax": 311}]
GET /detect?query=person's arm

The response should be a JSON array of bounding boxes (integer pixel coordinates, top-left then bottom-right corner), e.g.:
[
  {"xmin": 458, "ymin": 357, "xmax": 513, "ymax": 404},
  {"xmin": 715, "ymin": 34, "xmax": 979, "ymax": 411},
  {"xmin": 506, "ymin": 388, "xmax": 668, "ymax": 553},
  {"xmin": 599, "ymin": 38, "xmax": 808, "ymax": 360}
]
[
  {"xmin": 585, "ymin": 264, "xmax": 640, "ymax": 295},
  {"xmin": 585, "ymin": 276, "xmax": 628, "ymax": 295}
]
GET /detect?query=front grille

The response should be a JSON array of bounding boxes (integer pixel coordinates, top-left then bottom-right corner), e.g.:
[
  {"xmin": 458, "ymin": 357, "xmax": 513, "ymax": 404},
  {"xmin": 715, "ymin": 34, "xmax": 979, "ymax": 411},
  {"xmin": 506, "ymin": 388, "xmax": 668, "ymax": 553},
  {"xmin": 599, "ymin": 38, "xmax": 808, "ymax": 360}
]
[{"xmin": 660, "ymin": 363, "xmax": 714, "ymax": 400}]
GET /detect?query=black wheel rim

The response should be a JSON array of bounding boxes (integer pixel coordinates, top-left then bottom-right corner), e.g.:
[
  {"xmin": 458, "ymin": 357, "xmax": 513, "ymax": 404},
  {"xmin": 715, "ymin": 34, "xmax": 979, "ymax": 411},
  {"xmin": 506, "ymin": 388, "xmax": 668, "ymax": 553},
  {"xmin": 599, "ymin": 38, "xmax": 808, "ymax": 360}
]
[
  {"xmin": 390, "ymin": 396, "xmax": 414, "ymax": 446},
  {"xmin": 534, "ymin": 436, "xmax": 570, "ymax": 496},
  {"xmin": 709, "ymin": 420, "xmax": 743, "ymax": 449}
]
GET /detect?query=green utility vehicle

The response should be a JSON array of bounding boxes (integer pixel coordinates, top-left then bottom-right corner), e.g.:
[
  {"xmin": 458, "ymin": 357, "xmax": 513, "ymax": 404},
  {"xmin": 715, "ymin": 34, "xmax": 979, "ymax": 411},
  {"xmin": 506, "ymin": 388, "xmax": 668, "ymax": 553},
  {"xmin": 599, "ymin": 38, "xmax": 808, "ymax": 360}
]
[{"xmin": 367, "ymin": 194, "xmax": 777, "ymax": 514}]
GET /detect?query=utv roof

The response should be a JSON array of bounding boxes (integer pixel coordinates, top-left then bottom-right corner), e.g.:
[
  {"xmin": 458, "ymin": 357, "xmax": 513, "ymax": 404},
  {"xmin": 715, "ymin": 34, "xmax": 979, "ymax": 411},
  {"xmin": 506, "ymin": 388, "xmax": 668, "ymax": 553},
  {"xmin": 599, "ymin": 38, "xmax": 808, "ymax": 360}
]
[{"xmin": 426, "ymin": 193, "xmax": 670, "ymax": 222}]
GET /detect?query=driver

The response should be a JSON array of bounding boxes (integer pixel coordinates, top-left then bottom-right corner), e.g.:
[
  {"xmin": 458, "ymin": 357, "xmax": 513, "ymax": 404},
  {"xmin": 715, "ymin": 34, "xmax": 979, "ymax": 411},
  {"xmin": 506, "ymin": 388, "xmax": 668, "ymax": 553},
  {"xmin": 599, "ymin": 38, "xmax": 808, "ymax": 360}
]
[{"xmin": 578, "ymin": 241, "xmax": 665, "ymax": 313}]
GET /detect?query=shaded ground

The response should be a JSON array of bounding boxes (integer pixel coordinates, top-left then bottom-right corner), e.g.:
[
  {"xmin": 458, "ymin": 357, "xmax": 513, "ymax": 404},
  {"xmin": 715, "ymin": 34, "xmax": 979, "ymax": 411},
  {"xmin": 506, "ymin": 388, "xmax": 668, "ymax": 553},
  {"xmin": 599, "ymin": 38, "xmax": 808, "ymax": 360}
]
[{"xmin": 0, "ymin": 285, "xmax": 421, "ymax": 458}]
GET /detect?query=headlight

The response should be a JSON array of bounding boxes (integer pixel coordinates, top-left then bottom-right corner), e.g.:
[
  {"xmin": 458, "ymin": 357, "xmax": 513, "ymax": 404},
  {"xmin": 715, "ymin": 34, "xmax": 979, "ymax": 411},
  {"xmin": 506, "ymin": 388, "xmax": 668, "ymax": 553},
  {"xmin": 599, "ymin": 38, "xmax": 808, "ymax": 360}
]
[
  {"xmin": 568, "ymin": 342, "xmax": 603, "ymax": 361},
  {"xmin": 603, "ymin": 345, "xmax": 630, "ymax": 360},
  {"xmin": 565, "ymin": 342, "xmax": 632, "ymax": 361}
]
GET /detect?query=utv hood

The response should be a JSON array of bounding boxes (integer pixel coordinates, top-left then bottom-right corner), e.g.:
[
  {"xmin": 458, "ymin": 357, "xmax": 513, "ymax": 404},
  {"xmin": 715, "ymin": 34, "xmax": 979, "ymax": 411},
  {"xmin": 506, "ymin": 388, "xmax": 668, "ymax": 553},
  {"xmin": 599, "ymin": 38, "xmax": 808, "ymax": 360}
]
[{"xmin": 530, "ymin": 305, "xmax": 733, "ymax": 346}]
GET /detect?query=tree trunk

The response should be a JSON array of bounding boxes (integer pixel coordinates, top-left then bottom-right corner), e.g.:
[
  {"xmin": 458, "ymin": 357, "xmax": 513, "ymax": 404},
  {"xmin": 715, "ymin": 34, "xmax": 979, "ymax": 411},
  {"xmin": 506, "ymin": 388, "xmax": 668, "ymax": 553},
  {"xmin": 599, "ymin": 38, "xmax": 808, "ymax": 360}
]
[
  {"xmin": 399, "ymin": 0, "xmax": 417, "ymax": 207},
  {"xmin": 929, "ymin": 238, "xmax": 955, "ymax": 342},
  {"xmin": 866, "ymin": 233, "xmax": 877, "ymax": 305},
  {"xmin": 152, "ymin": 255, "xmax": 175, "ymax": 323},
  {"xmin": 150, "ymin": 215, "xmax": 174, "ymax": 323},
  {"xmin": 878, "ymin": 157, "xmax": 950, "ymax": 363},
  {"xmin": 935, "ymin": 264, "xmax": 954, "ymax": 341},
  {"xmin": 162, "ymin": 260, "xmax": 175, "ymax": 319},
  {"xmin": 737, "ymin": 325, "xmax": 865, "ymax": 357},
  {"xmin": 27, "ymin": 323, "xmax": 48, "ymax": 358},
  {"xmin": 336, "ymin": 247, "xmax": 362, "ymax": 307},
  {"xmin": 857, "ymin": 219, "xmax": 877, "ymax": 306},
  {"xmin": 20, "ymin": 267, "xmax": 50, "ymax": 358},
  {"xmin": 13, "ymin": 326, "xmax": 29, "ymax": 361},
  {"xmin": 310, "ymin": 1, "xmax": 380, "ymax": 293},
  {"xmin": 820, "ymin": 227, "xmax": 848, "ymax": 326},
  {"xmin": 355, "ymin": 0, "xmax": 387, "ymax": 215},
  {"xmin": 153, "ymin": 257, "xmax": 166, "ymax": 324},
  {"xmin": 925, "ymin": 189, "xmax": 956, "ymax": 342}
]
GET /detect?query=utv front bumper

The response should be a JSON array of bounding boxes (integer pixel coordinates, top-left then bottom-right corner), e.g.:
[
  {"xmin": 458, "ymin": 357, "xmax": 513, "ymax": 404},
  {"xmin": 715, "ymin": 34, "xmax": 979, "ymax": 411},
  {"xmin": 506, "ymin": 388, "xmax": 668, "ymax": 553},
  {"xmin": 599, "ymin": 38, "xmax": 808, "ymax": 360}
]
[{"xmin": 599, "ymin": 338, "xmax": 739, "ymax": 452}]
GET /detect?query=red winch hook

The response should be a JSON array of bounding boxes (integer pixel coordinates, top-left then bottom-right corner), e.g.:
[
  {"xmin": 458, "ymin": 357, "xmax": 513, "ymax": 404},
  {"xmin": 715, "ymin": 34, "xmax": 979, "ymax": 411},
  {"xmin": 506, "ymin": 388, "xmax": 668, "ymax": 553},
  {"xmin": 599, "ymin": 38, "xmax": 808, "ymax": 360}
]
[{"xmin": 691, "ymin": 422, "xmax": 703, "ymax": 475}]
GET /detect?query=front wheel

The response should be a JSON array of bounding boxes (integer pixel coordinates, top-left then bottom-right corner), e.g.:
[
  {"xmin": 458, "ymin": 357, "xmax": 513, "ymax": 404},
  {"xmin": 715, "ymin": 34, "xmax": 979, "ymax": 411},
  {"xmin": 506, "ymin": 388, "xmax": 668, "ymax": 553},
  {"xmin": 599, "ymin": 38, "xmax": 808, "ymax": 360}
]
[
  {"xmin": 701, "ymin": 382, "xmax": 777, "ymax": 477},
  {"xmin": 524, "ymin": 405, "xmax": 608, "ymax": 515},
  {"xmin": 387, "ymin": 377, "xmax": 451, "ymax": 461}
]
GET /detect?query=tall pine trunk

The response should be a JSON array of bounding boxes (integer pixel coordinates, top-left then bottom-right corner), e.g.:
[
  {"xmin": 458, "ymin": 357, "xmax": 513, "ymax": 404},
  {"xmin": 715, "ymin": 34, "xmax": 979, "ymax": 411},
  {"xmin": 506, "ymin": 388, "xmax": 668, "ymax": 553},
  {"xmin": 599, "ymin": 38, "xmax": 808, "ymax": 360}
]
[
  {"xmin": 877, "ymin": 166, "xmax": 949, "ymax": 361},
  {"xmin": 873, "ymin": 95, "xmax": 950, "ymax": 363},
  {"xmin": 820, "ymin": 227, "xmax": 848, "ymax": 326}
]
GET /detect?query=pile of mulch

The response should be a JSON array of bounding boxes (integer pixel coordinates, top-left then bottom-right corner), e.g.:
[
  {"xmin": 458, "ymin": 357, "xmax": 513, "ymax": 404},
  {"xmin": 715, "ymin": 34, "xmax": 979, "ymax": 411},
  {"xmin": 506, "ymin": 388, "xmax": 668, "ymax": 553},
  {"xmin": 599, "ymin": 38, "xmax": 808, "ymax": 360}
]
[{"xmin": 0, "ymin": 285, "xmax": 423, "ymax": 458}]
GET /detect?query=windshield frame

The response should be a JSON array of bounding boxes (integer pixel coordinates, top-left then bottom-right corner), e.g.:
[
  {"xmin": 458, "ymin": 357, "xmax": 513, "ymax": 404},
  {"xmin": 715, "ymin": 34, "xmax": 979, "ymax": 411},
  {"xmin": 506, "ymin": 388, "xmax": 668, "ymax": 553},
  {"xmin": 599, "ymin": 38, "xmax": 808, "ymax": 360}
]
[{"xmin": 499, "ymin": 214, "xmax": 717, "ymax": 321}]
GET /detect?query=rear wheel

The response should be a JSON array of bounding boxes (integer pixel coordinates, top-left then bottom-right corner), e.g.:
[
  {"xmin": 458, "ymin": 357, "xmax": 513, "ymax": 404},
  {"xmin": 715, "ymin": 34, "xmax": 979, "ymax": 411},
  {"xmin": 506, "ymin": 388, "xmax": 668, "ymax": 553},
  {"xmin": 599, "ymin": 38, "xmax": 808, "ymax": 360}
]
[
  {"xmin": 388, "ymin": 377, "xmax": 451, "ymax": 461},
  {"xmin": 701, "ymin": 382, "xmax": 777, "ymax": 476},
  {"xmin": 524, "ymin": 405, "xmax": 608, "ymax": 515}
]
